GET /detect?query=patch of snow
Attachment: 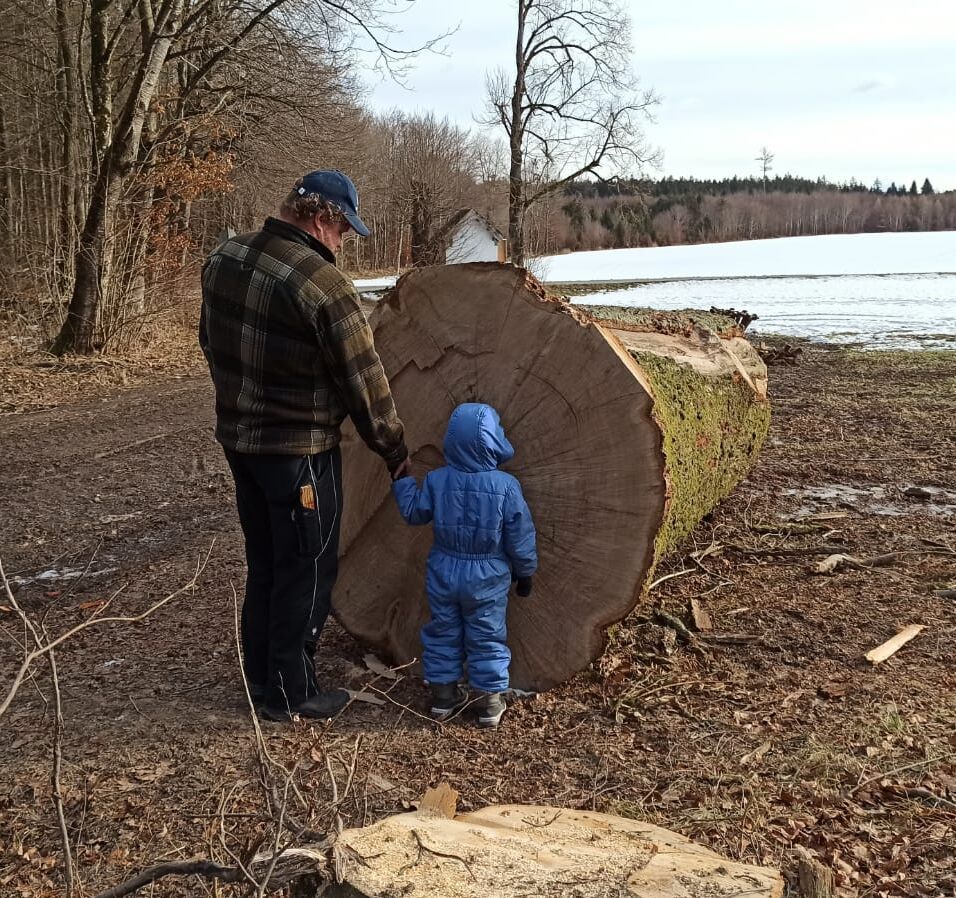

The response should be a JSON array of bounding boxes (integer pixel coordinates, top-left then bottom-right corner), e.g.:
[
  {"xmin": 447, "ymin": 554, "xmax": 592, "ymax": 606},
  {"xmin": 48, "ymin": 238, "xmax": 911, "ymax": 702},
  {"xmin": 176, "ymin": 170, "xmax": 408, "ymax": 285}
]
[{"xmin": 354, "ymin": 276, "xmax": 397, "ymax": 291}]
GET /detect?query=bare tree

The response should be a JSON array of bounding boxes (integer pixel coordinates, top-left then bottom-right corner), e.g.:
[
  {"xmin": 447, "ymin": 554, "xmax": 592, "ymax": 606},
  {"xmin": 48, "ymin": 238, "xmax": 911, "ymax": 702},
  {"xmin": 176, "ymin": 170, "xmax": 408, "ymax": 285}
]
[
  {"xmin": 45, "ymin": 0, "xmax": 442, "ymax": 355},
  {"xmin": 756, "ymin": 146, "xmax": 774, "ymax": 191},
  {"xmin": 483, "ymin": 0, "xmax": 658, "ymax": 265}
]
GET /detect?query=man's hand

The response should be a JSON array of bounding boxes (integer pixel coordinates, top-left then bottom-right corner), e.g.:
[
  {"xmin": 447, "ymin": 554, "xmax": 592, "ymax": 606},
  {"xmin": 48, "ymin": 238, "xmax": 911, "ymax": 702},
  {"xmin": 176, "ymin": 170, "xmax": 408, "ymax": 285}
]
[
  {"xmin": 516, "ymin": 576, "xmax": 533, "ymax": 597},
  {"xmin": 390, "ymin": 457, "xmax": 412, "ymax": 481}
]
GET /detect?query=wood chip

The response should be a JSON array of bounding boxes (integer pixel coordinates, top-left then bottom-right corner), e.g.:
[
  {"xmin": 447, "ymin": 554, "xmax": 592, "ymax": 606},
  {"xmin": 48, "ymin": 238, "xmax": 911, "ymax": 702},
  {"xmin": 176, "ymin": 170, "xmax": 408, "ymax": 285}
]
[
  {"xmin": 865, "ymin": 624, "xmax": 925, "ymax": 664},
  {"xmin": 418, "ymin": 782, "xmax": 459, "ymax": 819},
  {"xmin": 689, "ymin": 598, "xmax": 713, "ymax": 631}
]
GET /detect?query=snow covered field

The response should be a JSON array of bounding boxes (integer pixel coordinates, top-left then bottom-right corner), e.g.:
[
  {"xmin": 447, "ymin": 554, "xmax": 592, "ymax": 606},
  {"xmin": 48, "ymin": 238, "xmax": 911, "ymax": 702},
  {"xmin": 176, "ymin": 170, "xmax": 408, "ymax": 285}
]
[
  {"xmin": 574, "ymin": 274, "xmax": 956, "ymax": 350},
  {"xmin": 355, "ymin": 232, "xmax": 956, "ymax": 349},
  {"xmin": 534, "ymin": 231, "xmax": 956, "ymax": 282}
]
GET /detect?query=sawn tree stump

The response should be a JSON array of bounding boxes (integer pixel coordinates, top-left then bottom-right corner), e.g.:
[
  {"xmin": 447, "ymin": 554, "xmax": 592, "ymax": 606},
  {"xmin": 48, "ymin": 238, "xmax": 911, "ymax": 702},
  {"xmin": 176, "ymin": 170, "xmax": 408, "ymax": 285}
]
[{"xmin": 335, "ymin": 263, "xmax": 769, "ymax": 691}]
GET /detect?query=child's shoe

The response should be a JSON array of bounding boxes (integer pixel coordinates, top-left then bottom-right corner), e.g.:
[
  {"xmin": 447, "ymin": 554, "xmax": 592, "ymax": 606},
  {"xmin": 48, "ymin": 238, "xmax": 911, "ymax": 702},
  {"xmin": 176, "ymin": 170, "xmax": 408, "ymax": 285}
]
[
  {"xmin": 475, "ymin": 692, "xmax": 507, "ymax": 728},
  {"xmin": 429, "ymin": 683, "xmax": 468, "ymax": 720}
]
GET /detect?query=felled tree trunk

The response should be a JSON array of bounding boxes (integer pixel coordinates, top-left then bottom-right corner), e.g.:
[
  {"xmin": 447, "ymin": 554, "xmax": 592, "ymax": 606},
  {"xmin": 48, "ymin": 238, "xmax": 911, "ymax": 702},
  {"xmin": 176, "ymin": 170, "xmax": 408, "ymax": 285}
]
[{"xmin": 335, "ymin": 263, "xmax": 769, "ymax": 691}]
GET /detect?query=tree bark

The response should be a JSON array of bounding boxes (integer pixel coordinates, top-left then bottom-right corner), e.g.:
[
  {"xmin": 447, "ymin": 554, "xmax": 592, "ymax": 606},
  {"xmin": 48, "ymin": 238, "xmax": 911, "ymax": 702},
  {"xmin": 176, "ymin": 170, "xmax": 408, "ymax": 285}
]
[
  {"xmin": 334, "ymin": 264, "xmax": 769, "ymax": 691},
  {"xmin": 55, "ymin": 0, "xmax": 81, "ymax": 294}
]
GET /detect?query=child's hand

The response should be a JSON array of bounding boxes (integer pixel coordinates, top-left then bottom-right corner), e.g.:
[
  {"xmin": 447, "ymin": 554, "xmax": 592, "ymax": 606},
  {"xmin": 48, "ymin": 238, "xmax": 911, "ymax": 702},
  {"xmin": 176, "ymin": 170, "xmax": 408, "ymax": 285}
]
[{"xmin": 516, "ymin": 576, "xmax": 533, "ymax": 597}]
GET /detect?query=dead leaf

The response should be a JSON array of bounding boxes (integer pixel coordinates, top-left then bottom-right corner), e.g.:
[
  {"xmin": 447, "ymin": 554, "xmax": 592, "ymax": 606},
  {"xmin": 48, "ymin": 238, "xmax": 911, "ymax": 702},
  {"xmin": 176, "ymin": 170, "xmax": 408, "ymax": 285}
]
[
  {"xmin": 818, "ymin": 679, "xmax": 850, "ymax": 699},
  {"xmin": 740, "ymin": 740, "xmax": 772, "ymax": 766},
  {"xmin": 130, "ymin": 760, "xmax": 174, "ymax": 783},
  {"xmin": 659, "ymin": 784, "xmax": 683, "ymax": 803},
  {"xmin": 367, "ymin": 773, "xmax": 397, "ymax": 794},
  {"xmin": 79, "ymin": 599, "xmax": 107, "ymax": 612},
  {"xmin": 363, "ymin": 653, "xmax": 399, "ymax": 680},
  {"xmin": 346, "ymin": 689, "xmax": 387, "ymax": 706}
]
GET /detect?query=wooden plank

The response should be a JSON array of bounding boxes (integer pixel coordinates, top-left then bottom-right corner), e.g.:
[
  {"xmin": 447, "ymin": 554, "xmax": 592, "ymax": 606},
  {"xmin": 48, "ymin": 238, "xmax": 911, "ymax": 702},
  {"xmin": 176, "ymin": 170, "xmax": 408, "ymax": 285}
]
[{"xmin": 865, "ymin": 624, "xmax": 925, "ymax": 664}]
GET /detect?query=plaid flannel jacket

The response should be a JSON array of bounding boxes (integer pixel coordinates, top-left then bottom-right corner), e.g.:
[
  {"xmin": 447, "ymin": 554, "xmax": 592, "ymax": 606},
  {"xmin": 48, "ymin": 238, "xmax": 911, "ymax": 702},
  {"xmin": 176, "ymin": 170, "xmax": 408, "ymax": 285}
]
[{"xmin": 199, "ymin": 218, "xmax": 407, "ymax": 466}]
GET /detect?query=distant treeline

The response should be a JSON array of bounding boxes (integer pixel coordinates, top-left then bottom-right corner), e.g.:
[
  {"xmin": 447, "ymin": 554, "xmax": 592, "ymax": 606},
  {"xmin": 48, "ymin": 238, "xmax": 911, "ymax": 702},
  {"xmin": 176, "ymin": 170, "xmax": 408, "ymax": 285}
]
[
  {"xmin": 566, "ymin": 174, "xmax": 941, "ymax": 199},
  {"xmin": 546, "ymin": 174, "xmax": 955, "ymax": 252}
]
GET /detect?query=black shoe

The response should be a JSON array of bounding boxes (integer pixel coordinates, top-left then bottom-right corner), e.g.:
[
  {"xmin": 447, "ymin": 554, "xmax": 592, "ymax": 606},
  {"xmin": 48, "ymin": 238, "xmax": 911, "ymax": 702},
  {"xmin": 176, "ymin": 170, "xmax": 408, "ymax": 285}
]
[
  {"xmin": 429, "ymin": 683, "xmax": 468, "ymax": 720},
  {"xmin": 260, "ymin": 688, "xmax": 350, "ymax": 722},
  {"xmin": 475, "ymin": 692, "xmax": 507, "ymax": 728}
]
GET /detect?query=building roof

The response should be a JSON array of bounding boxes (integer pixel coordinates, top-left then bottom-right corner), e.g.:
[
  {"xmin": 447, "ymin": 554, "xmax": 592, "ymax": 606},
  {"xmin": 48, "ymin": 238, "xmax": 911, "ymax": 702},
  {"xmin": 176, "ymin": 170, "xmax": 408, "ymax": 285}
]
[{"xmin": 438, "ymin": 208, "xmax": 506, "ymax": 244}]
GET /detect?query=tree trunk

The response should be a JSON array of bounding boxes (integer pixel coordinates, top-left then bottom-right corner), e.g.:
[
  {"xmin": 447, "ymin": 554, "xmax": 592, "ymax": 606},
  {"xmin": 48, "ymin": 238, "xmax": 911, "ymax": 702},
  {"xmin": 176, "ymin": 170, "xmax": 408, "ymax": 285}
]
[
  {"xmin": 51, "ymin": 0, "xmax": 184, "ymax": 354},
  {"xmin": 334, "ymin": 264, "xmax": 770, "ymax": 691},
  {"xmin": 52, "ymin": 168, "xmax": 118, "ymax": 354},
  {"xmin": 507, "ymin": 1, "xmax": 527, "ymax": 265}
]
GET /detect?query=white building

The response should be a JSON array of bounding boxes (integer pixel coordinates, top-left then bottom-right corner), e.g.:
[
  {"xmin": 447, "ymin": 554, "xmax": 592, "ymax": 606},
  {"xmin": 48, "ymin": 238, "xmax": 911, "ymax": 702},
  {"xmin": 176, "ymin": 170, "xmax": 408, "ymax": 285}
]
[{"xmin": 440, "ymin": 209, "xmax": 508, "ymax": 264}]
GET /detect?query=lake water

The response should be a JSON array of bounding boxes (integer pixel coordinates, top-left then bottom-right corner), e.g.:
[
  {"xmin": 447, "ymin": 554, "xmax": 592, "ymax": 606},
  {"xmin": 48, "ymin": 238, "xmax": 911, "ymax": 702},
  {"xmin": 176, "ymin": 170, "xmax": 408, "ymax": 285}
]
[{"xmin": 570, "ymin": 273, "xmax": 956, "ymax": 350}]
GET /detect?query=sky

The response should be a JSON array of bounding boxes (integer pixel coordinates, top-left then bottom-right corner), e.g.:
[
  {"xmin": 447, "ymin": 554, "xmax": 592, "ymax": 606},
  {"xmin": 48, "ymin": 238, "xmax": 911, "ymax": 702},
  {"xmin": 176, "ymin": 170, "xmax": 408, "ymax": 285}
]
[{"xmin": 363, "ymin": 0, "xmax": 956, "ymax": 190}]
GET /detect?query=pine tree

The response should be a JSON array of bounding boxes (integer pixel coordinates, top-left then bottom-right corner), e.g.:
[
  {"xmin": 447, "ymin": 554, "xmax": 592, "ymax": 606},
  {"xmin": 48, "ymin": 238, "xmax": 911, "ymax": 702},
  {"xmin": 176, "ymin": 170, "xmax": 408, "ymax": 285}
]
[
  {"xmin": 887, "ymin": 182, "xmax": 898, "ymax": 195},
  {"xmin": 909, "ymin": 180, "xmax": 918, "ymax": 195},
  {"xmin": 921, "ymin": 178, "xmax": 934, "ymax": 195}
]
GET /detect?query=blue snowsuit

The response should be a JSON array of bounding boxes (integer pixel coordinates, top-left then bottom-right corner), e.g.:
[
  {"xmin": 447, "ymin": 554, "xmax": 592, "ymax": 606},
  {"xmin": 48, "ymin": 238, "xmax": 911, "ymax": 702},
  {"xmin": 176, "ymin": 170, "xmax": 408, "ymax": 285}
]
[{"xmin": 392, "ymin": 403, "xmax": 537, "ymax": 693}]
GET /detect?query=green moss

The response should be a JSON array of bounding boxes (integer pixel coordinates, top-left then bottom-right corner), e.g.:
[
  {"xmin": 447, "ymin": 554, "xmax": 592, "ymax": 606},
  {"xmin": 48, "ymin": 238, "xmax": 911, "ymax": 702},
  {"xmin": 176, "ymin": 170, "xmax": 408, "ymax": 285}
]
[
  {"xmin": 581, "ymin": 304, "xmax": 743, "ymax": 338},
  {"xmin": 549, "ymin": 280, "xmax": 646, "ymax": 297},
  {"xmin": 630, "ymin": 351, "xmax": 771, "ymax": 573}
]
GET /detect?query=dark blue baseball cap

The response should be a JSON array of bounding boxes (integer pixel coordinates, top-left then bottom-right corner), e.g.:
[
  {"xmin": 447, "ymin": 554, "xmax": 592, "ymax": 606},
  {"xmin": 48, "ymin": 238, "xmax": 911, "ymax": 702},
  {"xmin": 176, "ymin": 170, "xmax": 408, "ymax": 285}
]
[{"xmin": 297, "ymin": 169, "xmax": 370, "ymax": 237}]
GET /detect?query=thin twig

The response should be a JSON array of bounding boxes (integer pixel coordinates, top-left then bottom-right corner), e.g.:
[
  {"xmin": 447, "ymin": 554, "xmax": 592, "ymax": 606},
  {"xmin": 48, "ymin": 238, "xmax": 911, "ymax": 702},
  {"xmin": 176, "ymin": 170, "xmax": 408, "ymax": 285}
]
[
  {"xmin": 409, "ymin": 829, "xmax": 477, "ymax": 881},
  {"xmin": 849, "ymin": 752, "xmax": 956, "ymax": 796},
  {"xmin": 647, "ymin": 568, "xmax": 692, "ymax": 591},
  {"xmin": 48, "ymin": 646, "xmax": 75, "ymax": 897}
]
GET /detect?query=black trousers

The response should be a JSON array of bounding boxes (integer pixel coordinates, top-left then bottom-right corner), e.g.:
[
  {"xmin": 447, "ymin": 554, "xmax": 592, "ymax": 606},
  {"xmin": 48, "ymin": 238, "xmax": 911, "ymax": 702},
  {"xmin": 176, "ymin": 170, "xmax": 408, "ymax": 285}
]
[{"xmin": 224, "ymin": 447, "xmax": 343, "ymax": 709}]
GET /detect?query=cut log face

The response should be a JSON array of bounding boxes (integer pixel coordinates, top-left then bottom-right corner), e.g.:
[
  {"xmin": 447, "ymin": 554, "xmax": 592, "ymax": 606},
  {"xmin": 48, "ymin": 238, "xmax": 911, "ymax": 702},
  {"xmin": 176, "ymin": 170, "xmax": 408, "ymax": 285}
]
[{"xmin": 336, "ymin": 264, "xmax": 769, "ymax": 691}]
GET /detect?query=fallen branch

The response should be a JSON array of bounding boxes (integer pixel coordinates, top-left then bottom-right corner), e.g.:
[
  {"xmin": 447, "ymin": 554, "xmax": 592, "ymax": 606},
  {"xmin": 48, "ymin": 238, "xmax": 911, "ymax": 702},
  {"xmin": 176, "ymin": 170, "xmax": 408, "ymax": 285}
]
[
  {"xmin": 888, "ymin": 786, "xmax": 956, "ymax": 813},
  {"xmin": 751, "ymin": 521, "xmax": 832, "ymax": 535},
  {"xmin": 654, "ymin": 610, "xmax": 706, "ymax": 656},
  {"xmin": 727, "ymin": 543, "xmax": 847, "ymax": 558},
  {"xmin": 709, "ymin": 306, "xmax": 758, "ymax": 330},
  {"xmin": 865, "ymin": 624, "xmax": 925, "ymax": 664},
  {"xmin": 89, "ymin": 859, "xmax": 246, "ymax": 898},
  {"xmin": 813, "ymin": 552, "xmax": 899, "ymax": 575},
  {"xmin": 849, "ymin": 752, "xmax": 956, "ymax": 796}
]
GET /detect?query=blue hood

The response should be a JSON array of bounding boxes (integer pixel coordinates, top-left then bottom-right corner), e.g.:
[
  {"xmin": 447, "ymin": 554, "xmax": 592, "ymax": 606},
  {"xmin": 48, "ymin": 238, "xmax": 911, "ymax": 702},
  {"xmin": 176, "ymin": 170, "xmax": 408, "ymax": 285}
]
[{"xmin": 443, "ymin": 403, "xmax": 514, "ymax": 473}]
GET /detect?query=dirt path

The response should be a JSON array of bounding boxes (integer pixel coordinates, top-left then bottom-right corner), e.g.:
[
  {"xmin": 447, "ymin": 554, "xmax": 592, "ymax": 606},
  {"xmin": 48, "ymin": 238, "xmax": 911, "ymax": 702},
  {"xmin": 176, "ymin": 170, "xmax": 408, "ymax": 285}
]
[{"xmin": 1, "ymin": 348, "xmax": 955, "ymax": 898}]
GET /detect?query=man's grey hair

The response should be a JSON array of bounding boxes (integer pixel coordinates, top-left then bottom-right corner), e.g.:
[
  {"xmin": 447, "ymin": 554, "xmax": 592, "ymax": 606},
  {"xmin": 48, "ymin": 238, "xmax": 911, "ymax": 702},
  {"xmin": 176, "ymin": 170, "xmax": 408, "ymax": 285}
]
[{"xmin": 280, "ymin": 179, "xmax": 348, "ymax": 224}]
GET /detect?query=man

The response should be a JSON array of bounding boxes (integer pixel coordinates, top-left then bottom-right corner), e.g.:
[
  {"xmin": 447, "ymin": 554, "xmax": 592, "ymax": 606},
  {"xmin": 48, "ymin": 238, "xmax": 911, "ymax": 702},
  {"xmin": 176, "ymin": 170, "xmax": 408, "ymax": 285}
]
[{"xmin": 200, "ymin": 169, "xmax": 409, "ymax": 721}]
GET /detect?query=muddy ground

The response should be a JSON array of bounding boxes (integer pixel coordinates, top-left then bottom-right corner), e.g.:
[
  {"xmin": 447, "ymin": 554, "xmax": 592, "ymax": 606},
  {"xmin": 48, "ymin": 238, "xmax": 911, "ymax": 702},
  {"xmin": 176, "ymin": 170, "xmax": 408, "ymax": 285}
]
[{"xmin": 1, "ymin": 341, "xmax": 954, "ymax": 897}]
